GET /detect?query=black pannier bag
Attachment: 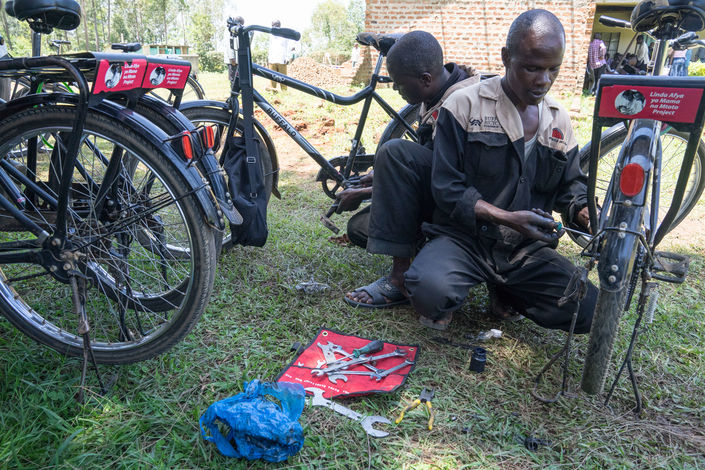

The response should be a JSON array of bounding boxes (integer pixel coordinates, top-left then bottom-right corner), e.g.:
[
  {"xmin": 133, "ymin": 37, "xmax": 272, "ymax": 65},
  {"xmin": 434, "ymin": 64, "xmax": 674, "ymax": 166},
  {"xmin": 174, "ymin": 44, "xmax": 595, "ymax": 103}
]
[{"xmin": 221, "ymin": 135, "xmax": 269, "ymax": 247}]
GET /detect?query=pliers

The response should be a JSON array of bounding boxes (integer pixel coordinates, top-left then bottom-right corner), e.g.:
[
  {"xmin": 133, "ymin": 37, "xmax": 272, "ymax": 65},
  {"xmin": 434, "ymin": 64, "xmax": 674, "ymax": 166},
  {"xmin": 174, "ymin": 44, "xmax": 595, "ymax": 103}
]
[{"xmin": 395, "ymin": 388, "xmax": 435, "ymax": 430}]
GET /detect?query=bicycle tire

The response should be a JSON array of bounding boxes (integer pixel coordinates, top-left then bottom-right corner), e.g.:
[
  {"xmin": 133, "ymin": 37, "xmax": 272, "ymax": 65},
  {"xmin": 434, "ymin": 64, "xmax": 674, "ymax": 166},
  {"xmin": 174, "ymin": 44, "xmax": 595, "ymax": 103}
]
[
  {"xmin": 0, "ymin": 105, "xmax": 216, "ymax": 364},
  {"xmin": 581, "ymin": 231, "xmax": 639, "ymax": 395},
  {"xmin": 572, "ymin": 123, "xmax": 705, "ymax": 246},
  {"xmin": 375, "ymin": 103, "xmax": 420, "ymax": 150},
  {"xmin": 180, "ymin": 105, "xmax": 273, "ymax": 250}
]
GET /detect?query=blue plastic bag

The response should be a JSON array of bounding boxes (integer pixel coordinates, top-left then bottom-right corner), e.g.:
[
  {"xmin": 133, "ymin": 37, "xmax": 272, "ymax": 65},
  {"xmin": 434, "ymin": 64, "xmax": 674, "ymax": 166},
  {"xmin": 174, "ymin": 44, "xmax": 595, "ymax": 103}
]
[{"xmin": 199, "ymin": 380, "xmax": 305, "ymax": 462}]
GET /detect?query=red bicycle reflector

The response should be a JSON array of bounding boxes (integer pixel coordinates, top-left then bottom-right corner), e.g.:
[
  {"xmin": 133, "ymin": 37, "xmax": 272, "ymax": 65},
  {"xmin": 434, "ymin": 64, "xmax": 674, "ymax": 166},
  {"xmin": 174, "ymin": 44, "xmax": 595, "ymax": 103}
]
[
  {"xmin": 619, "ymin": 163, "xmax": 645, "ymax": 197},
  {"xmin": 181, "ymin": 133, "xmax": 193, "ymax": 160},
  {"xmin": 205, "ymin": 126, "xmax": 215, "ymax": 149}
]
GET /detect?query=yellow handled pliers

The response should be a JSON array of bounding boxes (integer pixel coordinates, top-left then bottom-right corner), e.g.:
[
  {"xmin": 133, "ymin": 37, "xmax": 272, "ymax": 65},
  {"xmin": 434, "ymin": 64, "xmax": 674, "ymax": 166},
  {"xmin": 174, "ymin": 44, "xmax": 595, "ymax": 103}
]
[{"xmin": 395, "ymin": 388, "xmax": 435, "ymax": 430}]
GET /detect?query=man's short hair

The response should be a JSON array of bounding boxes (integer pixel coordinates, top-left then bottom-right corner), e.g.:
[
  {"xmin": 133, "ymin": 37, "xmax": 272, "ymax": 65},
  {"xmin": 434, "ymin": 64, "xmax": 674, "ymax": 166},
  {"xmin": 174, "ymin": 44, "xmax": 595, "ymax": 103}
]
[
  {"xmin": 386, "ymin": 31, "xmax": 444, "ymax": 78},
  {"xmin": 505, "ymin": 9, "xmax": 565, "ymax": 57}
]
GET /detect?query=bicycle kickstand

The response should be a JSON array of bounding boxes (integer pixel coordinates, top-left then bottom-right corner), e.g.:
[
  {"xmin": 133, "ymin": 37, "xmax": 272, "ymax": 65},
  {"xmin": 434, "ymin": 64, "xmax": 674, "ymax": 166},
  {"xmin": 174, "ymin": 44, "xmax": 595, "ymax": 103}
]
[
  {"xmin": 603, "ymin": 281, "xmax": 658, "ymax": 415},
  {"xmin": 70, "ymin": 273, "xmax": 108, "ymax": 403},
  {"xmin": 531, "ymin": 266, "xmax": 588, "ymax": 403}
]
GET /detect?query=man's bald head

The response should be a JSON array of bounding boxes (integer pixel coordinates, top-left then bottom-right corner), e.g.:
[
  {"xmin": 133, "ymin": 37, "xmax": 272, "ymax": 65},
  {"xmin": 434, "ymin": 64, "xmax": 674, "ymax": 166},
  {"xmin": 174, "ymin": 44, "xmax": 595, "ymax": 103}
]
[
  {"xmin": 386, "ymin": 30, "xmax": 444, "ymax": 79},
  {"xmin": 505, "ymin": 9, "xmax": 565, "ymax": 58}
]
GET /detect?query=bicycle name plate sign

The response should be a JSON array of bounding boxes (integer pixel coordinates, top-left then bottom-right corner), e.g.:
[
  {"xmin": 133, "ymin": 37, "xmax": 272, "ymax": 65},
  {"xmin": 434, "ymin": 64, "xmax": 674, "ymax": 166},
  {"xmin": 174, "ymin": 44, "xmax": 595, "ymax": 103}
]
[
  {"xmin": 595, "ymin": 74, "xmax": 705, "ymax": 127},
  {"xmin": 91, "ymin": 53, "xmax": 191, "ymax": 95}
]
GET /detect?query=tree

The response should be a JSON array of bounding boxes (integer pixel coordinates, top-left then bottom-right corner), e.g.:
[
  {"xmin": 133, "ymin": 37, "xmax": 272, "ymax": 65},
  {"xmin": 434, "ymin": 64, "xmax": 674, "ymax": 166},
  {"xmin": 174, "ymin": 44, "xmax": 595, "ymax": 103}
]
[{"xmin": 303, "ymin": 0, "xmax": 364, "ymax": 61}]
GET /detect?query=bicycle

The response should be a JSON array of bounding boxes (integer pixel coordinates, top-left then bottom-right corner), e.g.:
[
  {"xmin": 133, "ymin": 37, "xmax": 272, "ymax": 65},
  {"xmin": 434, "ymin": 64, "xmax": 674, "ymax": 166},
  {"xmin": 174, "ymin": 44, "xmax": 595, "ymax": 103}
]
[
  {"xmin": 0, "ymin": 0, "xmax": 220, "ymax": 370},
  {"xmin": 576, "ymin": 3, "xmax": 705, "ymax": 409},
  {"xmin": 0, "ymin": 15, "xmax": 241, "ymax": 253},
  {"xmin": 180, "ymin": 19, "xmax": 419, "ymax": 247}
]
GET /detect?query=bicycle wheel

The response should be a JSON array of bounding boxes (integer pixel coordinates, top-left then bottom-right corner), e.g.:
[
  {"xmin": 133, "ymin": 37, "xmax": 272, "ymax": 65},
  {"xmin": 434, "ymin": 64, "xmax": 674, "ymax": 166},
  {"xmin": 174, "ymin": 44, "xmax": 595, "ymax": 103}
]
[
  {"xmin": 376, "ymin": 103, "xmax": 420, "ymax": 150},
  {"xmin": 581, "ymin": 231, "xmax": 640, "ymax": 395},
  {"xmin": 0, "ymin": 105, "xmax": 216, "ymax": 364},
  {"xmin": 181, "ymin": 105, "xmax": 273, "ymax": 250},
  {"xmin": 149, "ymin": 74, "xmax": 206, "ymax": 105},
  {"xmin": 573, "ymin": 123, "xmax": 705, "ymax": 246}
]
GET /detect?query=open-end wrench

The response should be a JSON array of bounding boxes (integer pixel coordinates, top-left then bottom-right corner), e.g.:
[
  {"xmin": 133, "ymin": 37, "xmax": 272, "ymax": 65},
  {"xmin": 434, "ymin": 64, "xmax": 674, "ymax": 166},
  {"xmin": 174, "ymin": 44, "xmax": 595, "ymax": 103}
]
[
  {"xmin": 373, "ymin": 359, "xmax": 415, "ymax": 380},
  {"xmin": 329, "ymin": 343, "xmax": 383, "ymax": 374},
  {"xmin": 311, "ymin": 349, "xmax": 407, "ymax": 376},
  {"xmin": 330, "ymin": 359, "xmax": 416, "ymax": 383},
  {"xmin": 305, "ymin": 387, "xmax": 391, "ymax": 438},
  {"xmin": 316, "ymin": 342, "xmax": 348, "ymax": 383}
]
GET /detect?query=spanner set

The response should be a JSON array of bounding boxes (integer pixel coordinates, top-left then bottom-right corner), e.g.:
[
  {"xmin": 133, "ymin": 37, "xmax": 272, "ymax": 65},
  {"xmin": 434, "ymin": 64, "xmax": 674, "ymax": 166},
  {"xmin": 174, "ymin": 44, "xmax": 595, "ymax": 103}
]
[{"xmin": 313, "ymin": 341, "xmax": 415, "ymax": 384}]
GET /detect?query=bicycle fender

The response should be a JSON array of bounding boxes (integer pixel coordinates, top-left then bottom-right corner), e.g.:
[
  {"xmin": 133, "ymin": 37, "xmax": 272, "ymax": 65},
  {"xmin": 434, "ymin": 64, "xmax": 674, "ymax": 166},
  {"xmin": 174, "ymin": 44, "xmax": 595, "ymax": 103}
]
[
  {"xmin": 94, "ymin": 100, "xmax": 224, "ymax": 230},
  {"xmin": 180, "ymin": 99, "xmax": 281, "ymax": 198},
  {"xmin": 136, "ymin": 96, "xmax": 241, "ymax": 225},
  {"xmin": 597, "ymin": 203, "xmax": 642, "ymax": 292},
  {"xmin": 3, "ymin": 93, "xmax": 224, "ymax": 230}
]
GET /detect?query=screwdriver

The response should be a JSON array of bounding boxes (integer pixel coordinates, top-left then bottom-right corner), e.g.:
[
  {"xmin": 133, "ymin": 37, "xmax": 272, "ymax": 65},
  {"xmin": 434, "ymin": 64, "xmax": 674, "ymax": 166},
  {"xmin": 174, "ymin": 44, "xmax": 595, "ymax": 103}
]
[
  {"xmin": 352, "ymin": 340, "xmax": 384, "ymax": 357},
  {"xmin": 555, "ymin": 221, "xmax": 592, "ymax": 238}
]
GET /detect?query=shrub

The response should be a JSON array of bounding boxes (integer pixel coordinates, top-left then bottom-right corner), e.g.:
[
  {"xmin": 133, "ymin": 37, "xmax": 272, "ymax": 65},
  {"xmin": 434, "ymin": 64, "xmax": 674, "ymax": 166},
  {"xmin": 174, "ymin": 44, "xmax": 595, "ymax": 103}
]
[
  {"xmin": 688, "ymin": 61, "xmax": 705, "ymax": 76},
  {"xmin": 199, "ymin": 52, "xmax": 226, "ymax": 73}
]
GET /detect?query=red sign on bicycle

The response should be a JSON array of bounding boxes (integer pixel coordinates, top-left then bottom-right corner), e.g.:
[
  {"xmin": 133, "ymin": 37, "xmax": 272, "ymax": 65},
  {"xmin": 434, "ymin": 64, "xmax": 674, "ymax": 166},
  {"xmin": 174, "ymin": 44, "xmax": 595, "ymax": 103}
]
[
  {"xmin": 141, "ymin": 62, "xmax": 190, "ymax": 90},
  {"xmin": 598, "ymin": 84, "xmax": 703, "ymax": 123},
  {"xmin": 93, "ymin": 59, "xmax": 147, "ymax": 94}
]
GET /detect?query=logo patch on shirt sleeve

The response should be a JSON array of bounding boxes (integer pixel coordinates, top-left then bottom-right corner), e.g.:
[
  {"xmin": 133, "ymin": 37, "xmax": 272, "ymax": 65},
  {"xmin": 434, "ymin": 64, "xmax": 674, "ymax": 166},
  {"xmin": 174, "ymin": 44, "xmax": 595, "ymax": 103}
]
[
  {"xmin": 551, "ymin": 128, "xmax": 564, "ymax": 140},
  {"xmin": 432, "ymin": 110, "xmax": 439, "ymax": 120}
]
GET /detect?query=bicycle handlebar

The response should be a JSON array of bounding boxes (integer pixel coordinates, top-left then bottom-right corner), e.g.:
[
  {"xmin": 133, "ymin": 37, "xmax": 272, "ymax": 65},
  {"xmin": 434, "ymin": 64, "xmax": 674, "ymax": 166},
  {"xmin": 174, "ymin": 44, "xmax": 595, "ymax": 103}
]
[
  {"xmin": 599, "ymin": 15, "xmax": 632, "ymax": 29},
  {"xmin": 227, "ymin": 19, "xmax": 301, "ymax": 41}
]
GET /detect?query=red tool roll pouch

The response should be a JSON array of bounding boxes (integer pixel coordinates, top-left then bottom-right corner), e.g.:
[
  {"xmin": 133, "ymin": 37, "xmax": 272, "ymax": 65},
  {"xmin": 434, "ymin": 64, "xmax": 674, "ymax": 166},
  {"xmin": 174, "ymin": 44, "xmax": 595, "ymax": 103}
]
[{"xmin": 276, "ymin": 328, "xmax": 419, "ymax": 399}]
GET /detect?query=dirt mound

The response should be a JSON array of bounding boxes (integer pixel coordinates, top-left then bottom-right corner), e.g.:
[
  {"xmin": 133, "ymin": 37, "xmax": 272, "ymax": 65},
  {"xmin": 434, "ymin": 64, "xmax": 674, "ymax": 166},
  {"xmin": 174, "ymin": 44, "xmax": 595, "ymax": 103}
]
[{"xmin": 288, "ymin": 57, "xmax": 348, "ymax": 88}]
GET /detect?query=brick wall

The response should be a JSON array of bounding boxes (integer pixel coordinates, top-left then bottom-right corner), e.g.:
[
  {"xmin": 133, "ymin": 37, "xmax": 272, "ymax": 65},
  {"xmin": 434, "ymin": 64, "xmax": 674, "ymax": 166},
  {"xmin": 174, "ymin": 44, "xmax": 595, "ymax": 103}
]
[{"xmin": 360, "ymin": 0, "xmax": 596, "ymax": 97}]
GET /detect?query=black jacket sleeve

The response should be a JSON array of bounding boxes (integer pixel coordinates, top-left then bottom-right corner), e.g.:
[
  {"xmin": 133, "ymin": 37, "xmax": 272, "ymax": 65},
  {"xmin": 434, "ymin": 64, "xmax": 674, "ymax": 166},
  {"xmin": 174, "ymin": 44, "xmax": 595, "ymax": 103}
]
[
  {"xmin": 431, "ymin": 108, "xmax": 483, "ymax": 235},
  {"xmin": 553, "ymin": 144, "xmax": 588, "ymax": 224}
]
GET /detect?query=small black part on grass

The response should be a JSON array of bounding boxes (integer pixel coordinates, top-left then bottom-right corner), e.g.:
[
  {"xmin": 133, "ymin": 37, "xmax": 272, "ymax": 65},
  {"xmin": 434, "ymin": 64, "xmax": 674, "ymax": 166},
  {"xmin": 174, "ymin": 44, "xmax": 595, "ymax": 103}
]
[
  {"xmin": 470, "ymin": 347, "xmax": 486, "ymax": 373},
  {"xmin": 291, "ymin": 342, "xmax": 304, "ymax": 355},
  {"xmin": 517, "ymin": 435, "xmax": 551, "ymax": 451}
]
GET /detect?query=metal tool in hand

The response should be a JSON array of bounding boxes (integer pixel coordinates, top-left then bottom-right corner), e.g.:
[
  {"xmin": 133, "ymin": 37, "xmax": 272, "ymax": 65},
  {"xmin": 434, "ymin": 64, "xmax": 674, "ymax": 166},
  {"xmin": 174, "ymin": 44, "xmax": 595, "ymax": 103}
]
[
  {"xmin": 555, "ymin": 221, "xmax": 592, "ymax": 239},
  {"xmin": 305, "ymin": 387, "xmax": 391, "ymax": 438},
  {"xmin": 311, "ymin": 348, "xmax": 407, "ymax": 376}
]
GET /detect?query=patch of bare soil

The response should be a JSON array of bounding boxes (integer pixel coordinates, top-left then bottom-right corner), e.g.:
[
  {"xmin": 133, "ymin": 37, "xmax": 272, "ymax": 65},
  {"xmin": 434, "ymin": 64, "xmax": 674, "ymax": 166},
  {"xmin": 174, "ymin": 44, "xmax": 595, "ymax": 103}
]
[{"xmin": 288, "ymin": 57, "xmax": 348, "ymax": 88}]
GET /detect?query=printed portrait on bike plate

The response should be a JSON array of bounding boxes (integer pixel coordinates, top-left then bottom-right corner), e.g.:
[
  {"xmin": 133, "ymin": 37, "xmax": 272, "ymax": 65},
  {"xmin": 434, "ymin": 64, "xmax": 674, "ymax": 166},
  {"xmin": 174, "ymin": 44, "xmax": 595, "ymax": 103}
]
[
  {"xmin": 104, "ymin": 63, "xmax": 122, "ymax": 89},
  {"xmin": 615, "ymin": 89, "xmax": 646, "ymax": 115},
  {"xmin": 150, "ymin": 66, "xmax": 166, "ymax": 86}
]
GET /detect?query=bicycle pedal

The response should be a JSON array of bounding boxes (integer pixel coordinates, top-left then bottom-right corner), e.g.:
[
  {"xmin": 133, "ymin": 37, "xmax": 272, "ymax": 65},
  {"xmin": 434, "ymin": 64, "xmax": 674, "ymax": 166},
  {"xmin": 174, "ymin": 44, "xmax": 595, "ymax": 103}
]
[{"xmin": 652, "ymin": 251, "xmax": 689, "ymax": 283}]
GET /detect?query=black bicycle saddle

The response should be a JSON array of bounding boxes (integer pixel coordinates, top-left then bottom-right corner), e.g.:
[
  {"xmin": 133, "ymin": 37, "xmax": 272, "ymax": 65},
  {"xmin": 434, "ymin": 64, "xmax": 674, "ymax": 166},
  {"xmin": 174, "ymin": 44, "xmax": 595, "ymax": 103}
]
[
  {"xmin": 5, "ymin": 0, "xmax": 82, "ymax": 33},
  {"xmin": 111, "ymin": 43, "xmax": 142, "ymax": 53},
  {"xmin": 356, "ymin": 32, "xmax": 403, "ymax": 56},
  {"xmin": 631, "ymin": 0, "xmax": 705, "ymax": 32}
]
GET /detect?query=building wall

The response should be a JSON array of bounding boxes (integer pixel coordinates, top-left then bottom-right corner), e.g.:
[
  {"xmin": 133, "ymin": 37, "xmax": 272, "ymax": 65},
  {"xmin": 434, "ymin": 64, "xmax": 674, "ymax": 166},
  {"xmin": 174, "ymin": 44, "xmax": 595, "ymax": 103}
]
[{"xmin": 360, "ymin": 0, "xmax": 596, "ymax": 96}]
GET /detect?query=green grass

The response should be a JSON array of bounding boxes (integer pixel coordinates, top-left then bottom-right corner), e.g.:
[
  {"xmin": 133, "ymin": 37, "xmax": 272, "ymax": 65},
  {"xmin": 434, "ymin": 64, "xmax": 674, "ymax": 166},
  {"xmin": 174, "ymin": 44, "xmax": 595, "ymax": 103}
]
[{"xmin": 0, "ymin": 71, "xmax": 704, "ymax": 468}]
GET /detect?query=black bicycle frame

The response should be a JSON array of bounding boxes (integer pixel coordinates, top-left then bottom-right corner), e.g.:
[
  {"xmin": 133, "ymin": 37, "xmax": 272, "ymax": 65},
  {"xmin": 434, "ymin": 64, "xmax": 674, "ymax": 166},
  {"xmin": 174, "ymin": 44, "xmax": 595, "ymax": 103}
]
[{"xmin": 234, "ymin": 24, "xmax": 416, "ymax": 187}]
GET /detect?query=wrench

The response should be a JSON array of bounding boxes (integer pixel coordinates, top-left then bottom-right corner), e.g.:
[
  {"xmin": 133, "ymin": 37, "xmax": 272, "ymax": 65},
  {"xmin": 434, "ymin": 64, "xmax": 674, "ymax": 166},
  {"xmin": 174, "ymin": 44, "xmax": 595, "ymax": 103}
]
[
  {"xmin": 329, "ymin": 344, "xmax": 383, "ymax": 374},
  {"xmin": 330, "ymin": 359, "xmax": 416, "ymax": 383},
  {"xmin": 311, "ymin": 349, "xmax": 407, "ymax": 376},
  {"xmin": 316, "ymin": 342, "xmax": 348, "ymax": 383},
  {"xmin": 373, "ymin": 359, "xmax": 415, "ymax": 380},
  {"xmin": 305, "ymin": 387, "xmax": 391, "ymax": 438}
]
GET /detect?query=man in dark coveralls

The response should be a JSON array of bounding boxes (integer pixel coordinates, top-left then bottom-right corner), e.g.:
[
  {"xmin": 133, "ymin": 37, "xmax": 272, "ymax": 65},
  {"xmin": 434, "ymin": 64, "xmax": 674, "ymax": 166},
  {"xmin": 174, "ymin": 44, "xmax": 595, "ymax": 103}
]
[
  {"xmin": 341, "ymin": 31, "xmax": 480, "ymax": 308},
  {"xmin": 404, "ymin": 9, "xmax": 598, "ymax": 332}
]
